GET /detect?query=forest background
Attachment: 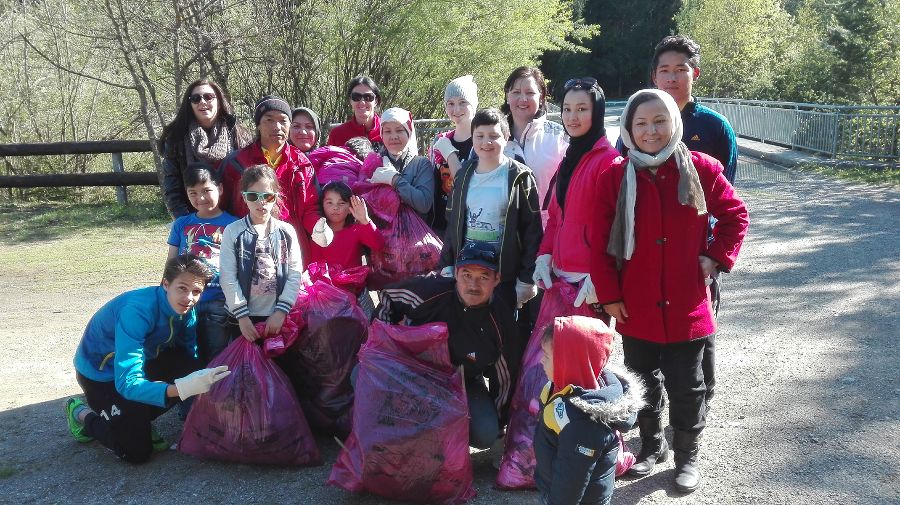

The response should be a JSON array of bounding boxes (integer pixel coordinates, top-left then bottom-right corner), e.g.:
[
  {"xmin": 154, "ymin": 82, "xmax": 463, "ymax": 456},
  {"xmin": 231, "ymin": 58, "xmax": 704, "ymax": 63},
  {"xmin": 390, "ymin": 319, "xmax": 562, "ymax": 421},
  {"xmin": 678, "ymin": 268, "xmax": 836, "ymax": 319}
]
[{"xmin": 0, "ymin": 0, "xmax": 897, "ymax": 203}]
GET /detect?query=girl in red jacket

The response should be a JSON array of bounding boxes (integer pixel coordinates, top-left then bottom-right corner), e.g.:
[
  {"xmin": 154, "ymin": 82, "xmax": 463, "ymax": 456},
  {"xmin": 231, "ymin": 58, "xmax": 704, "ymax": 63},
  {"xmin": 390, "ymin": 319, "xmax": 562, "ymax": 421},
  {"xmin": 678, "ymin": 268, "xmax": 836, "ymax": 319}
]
[
  {"xmin": 590, "ymin": 89, "xmax": 748, "ymax": 493},
  {"xmin": 308, "ymin": 180, "xmax": 385, "ymax": 275}
]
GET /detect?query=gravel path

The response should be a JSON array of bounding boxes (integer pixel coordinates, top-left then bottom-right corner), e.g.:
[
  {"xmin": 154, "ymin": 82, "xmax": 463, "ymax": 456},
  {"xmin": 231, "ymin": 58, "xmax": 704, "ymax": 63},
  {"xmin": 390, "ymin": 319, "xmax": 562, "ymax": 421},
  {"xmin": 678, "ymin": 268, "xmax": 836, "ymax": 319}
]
[{"xmin": 0, "ymin": 157, "xmax": 898, "ymax": 504}]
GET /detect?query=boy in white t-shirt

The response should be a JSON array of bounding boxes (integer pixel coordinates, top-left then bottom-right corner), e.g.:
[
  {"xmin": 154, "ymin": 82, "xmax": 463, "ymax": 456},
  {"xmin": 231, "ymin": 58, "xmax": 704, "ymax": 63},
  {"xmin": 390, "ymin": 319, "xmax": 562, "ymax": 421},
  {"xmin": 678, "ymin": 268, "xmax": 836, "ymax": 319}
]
[{"xmin": 439, "ymin": 108, "xmax": 543, "ymax": 311}]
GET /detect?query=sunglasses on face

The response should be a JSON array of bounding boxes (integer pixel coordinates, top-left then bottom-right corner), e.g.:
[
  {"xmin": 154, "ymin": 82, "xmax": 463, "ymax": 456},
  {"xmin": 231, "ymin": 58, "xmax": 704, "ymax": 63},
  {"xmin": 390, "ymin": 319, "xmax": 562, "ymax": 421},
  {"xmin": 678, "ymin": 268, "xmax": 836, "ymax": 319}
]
[
  {"xmin": 189, "ymin": 93, "xmax": 217, "ymax": 104},
  {"xmin": 350, "ymin": 92, "xmax": 377, "ymax": 103},
  {"xmin": 563, "ymin": 77, "xmax": 599, "ymax": 92},
  {"xmin": 242, "ymin": 191, "xmax": 277, "ymax": 203}
]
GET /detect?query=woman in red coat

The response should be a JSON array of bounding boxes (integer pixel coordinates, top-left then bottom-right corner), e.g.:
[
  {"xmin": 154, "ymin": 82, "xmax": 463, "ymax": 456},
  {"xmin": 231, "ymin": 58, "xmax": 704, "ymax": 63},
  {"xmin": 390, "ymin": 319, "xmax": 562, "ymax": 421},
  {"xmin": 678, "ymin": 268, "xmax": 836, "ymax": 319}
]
[{"xmin": 590, "ymin": 89, "xmax": 748, "ymax": 493}]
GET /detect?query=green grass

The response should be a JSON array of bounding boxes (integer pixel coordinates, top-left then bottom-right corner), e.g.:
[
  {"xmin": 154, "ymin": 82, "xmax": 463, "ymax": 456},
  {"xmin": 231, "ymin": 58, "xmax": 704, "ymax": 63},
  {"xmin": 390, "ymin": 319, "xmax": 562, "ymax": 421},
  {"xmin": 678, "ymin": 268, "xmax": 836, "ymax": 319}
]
[
  {"xmin": 0, "ymin": 201, "xmax": 168, "ymax": 243},
  {"xmin": 797, "ymin": 162, "xmax": 900, "ymax": 186},
  {"xmin": 0, "ymin": 465, "xmax": 18, "ymax": 478},
  {"xmin": 0, "ymin": 201, "xmax": 171, "ymax": 305}
]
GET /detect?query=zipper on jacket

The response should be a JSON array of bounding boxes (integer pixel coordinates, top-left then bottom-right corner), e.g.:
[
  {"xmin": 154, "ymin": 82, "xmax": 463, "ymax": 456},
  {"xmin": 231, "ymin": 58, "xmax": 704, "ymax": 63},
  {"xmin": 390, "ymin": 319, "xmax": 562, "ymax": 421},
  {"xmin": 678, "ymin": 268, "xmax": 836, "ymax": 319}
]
[
  {"xmin": 156, "ymin": 315, "xmax": 176, "ymax": 358},
  {"xmin": 98, "ymin": 352, "xmax": 115, "ymax": 371}
]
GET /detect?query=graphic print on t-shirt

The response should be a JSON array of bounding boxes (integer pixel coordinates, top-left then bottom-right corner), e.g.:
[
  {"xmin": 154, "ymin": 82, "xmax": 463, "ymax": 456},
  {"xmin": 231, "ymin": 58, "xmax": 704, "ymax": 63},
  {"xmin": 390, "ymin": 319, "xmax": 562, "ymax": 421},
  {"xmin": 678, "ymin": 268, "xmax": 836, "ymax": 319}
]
[
  {"xmin": 464, "ymin": 165, "xmax": 509, "ymax": 248},
  {"xmin": 251, "ymin": 241, "xmax": 277, "ymax": 297}
]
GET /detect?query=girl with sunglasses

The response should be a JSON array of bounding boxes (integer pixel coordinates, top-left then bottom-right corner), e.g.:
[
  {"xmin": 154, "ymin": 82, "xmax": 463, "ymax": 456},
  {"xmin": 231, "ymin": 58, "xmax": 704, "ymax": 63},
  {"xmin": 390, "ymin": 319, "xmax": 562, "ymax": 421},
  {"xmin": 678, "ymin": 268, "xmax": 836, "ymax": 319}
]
[
  {"xmin": 590, "ymin": 89, "xmax": 748, "ymax": 493},
  {"xmin": 326, "ymin": 75, "xmax": 383, "ymax": 148},
  {"xmin": 534, "ymin": 77, "xmax": 622, "ymax": 311},
  {"xmin": 157, "ymin": 78, "xmax": 252, "ymax": 219},
  {"xmin": 219, "ymin": 165, "xmax": 303, "ymax": 345}
]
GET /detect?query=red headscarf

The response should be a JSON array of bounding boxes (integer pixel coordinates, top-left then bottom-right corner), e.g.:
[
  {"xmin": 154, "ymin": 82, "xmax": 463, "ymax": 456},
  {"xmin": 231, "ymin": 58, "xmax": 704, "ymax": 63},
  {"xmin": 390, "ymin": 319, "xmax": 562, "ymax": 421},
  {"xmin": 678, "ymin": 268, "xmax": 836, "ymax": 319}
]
[{"xmin": 551, "ymin": 315, "xmax": 615, "ymax": 394}]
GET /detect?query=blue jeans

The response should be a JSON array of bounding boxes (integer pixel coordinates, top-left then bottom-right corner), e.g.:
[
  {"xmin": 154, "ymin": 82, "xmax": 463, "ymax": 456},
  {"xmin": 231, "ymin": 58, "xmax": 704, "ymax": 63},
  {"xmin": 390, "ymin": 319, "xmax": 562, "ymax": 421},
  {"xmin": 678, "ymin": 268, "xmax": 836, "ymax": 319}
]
[
  {"xmin": 195, "ymin": 298, "xmax": 234, "ymax": 365},
  {"xmin": 467, "ymin": 376, "xmax": 500, "ymax": 449}
]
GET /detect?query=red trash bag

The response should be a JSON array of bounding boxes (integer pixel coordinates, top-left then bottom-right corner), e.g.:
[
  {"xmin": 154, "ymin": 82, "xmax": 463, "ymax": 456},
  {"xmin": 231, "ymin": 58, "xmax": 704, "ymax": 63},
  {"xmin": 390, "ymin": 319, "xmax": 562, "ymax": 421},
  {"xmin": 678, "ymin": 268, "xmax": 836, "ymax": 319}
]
[
  {"xmin": 496, "ymin": 280, "xmax": 595, "ymax": 489},
  {"xmin": 178, "ymin": 334, "xmax": 321, "ymax": 466},
  {"xmin": 290, "ymin": 280, "xmax": 369, "ymax": 436},
  {"xmin": 327, "ymin": 320, "xmax": 476, "ymax": 505},
  {"xmin": 367, "ymin": 206, "xmax": 443, "ymax": 291}
]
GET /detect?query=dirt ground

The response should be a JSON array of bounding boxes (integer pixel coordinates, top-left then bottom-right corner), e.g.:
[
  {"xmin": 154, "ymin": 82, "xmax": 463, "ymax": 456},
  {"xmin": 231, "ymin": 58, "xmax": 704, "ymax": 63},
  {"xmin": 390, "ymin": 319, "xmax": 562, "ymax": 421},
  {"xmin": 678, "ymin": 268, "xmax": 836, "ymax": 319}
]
[{"xmin": 0, "ymin": 157, "xmax": 898, "ymax": 504}]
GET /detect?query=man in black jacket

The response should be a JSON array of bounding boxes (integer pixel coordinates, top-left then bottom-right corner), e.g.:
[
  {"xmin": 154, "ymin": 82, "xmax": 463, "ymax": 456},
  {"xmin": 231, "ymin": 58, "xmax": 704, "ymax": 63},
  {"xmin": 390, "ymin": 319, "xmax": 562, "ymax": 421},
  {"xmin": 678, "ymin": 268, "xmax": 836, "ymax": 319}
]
[{"xmin": 374, "ymin": 241, "xmax": 522, "ymax": 449}]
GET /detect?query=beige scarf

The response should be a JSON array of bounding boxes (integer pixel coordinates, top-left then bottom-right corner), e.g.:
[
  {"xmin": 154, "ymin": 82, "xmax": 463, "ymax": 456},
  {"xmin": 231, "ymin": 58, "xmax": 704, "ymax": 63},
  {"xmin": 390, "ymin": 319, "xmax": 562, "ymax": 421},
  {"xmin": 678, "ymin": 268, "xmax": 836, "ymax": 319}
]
[{"xmin": 607, "ymin": 89, "xmax": 707, "ymax": 268}]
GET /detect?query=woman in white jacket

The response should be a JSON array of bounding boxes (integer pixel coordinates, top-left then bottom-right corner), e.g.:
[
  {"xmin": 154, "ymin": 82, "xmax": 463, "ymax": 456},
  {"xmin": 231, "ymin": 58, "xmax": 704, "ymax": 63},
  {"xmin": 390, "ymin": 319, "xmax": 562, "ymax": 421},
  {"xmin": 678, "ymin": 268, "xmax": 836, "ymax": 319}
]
[{"xmin": 501, "ymin": 66, "xmax": 568, "ymax": 226}]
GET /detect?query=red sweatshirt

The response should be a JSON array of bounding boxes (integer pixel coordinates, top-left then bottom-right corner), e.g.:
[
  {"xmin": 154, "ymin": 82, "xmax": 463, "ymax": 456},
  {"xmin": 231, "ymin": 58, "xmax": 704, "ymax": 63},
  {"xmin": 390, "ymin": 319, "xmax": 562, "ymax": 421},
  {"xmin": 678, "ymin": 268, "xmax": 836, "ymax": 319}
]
[{"xmin": 308, "ymin": 221, "xmax": 385, "ymax": 268}]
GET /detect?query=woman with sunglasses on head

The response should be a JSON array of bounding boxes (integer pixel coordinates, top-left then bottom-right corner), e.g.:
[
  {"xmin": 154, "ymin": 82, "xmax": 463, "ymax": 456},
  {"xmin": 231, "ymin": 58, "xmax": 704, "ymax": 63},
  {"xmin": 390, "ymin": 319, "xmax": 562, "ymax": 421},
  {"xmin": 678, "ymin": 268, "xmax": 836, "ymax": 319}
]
[
  {"xmin": 221, "ymin": 95, "xmax": 327, "ymax": 269},
  {"xmin": 501, "ymin": 66, "xmax": 568, "ymax": 226},
  {"xmin": 590, "ymin": 89, "xmax": 748, "ymax": 493},
  {"xmin": 533, "ymin": 78, "xmax": 622, "ymax": 311},
  {"xmin": 327, "ymin": 76, "xmax": 383, "ymax": 149},
  {"xmin": 157, "ymin": 78, "xmax": 252, "ymax": 219}
]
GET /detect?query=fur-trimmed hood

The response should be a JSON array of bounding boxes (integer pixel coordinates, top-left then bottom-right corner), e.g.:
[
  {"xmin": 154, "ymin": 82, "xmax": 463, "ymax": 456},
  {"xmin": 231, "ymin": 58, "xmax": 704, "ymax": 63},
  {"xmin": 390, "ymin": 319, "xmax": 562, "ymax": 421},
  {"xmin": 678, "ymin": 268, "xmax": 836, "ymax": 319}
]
[{"xmin": 567, "ymin": 365, "xmax": 645, "ymax": 430}]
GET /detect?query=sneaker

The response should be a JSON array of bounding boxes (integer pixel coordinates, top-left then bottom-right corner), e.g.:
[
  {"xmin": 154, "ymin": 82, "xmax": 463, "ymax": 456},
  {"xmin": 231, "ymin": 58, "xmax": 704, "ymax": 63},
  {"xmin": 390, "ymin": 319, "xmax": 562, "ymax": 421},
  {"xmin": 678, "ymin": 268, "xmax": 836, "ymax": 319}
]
[
  {"xmin": 65, "ymin": 397, "xmax": 93, "ymax": 443},
  {"xmin": 150, "ymin": 426, "xmax": 168, "ymax": 453}
]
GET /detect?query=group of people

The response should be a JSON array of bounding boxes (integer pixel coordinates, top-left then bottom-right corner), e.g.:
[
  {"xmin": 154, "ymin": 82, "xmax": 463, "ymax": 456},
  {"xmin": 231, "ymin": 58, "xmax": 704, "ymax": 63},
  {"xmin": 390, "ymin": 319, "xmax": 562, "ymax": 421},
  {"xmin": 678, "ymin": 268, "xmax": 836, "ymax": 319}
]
[{"xmin": 65, "ymin": 34, "xmax": 748, "ymax": 505}]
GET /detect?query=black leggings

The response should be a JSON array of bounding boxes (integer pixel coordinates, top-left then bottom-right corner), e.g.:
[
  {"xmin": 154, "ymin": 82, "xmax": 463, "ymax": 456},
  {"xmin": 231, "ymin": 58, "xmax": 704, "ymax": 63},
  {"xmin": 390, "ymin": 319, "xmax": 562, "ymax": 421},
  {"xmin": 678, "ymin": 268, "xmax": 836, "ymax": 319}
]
[{"xmin": 76, "ymin": 348, "xmax": 201, "ymax": 463}]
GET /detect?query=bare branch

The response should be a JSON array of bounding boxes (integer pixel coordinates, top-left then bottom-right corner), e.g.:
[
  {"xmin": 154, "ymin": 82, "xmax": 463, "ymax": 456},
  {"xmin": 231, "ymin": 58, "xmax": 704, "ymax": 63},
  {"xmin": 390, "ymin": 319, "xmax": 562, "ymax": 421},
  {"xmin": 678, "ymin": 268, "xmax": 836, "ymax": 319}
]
[{"xmin": 19, "ymin": 33, "xmax": 136, "ymax": 90}]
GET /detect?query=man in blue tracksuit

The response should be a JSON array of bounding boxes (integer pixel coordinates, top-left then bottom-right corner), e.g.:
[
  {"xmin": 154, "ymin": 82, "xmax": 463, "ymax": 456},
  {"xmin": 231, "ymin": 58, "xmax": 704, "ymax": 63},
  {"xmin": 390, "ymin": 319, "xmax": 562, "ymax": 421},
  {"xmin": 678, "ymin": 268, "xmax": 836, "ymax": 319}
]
[{"xmin": 66, "ymin": 255, "xmax": 231, "ymax": 463}]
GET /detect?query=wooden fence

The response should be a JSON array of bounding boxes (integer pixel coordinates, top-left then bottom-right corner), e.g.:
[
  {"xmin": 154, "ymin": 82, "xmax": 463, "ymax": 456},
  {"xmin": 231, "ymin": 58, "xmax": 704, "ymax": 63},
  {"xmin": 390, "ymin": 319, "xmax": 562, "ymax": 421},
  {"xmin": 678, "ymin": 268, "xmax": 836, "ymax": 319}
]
[{"xmin": 0, "ymin": 140, "xmax": 156, "ymax": 204}]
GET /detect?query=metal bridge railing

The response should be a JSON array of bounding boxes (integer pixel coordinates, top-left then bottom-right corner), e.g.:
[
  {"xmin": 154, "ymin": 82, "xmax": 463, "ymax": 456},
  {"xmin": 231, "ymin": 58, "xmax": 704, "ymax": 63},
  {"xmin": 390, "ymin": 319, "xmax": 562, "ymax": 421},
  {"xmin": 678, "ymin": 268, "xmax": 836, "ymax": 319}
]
[{"xmin": 697, "ymin": 97, "xmax": 900, "ymax": 160}]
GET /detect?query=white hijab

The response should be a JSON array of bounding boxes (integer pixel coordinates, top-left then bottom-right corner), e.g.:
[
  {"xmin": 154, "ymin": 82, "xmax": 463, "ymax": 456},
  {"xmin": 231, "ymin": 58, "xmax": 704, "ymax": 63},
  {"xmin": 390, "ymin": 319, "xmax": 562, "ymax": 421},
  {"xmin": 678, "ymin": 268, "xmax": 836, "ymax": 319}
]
[
  {"xmin": 608, "ymin": 89, "xmax": 707, "ymax": 264},
  {"xmin": 380, "ymin": 107, "xmax": 418, "ymax": 156}
]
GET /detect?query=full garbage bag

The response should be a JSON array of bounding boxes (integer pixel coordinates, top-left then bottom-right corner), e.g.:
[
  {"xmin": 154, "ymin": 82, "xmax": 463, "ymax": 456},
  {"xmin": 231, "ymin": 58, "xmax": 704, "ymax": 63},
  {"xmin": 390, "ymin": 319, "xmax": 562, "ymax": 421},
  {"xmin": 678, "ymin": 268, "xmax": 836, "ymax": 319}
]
[{"xmin": 328, "ymin": 320, "xmax": 476, "ymax": 505}]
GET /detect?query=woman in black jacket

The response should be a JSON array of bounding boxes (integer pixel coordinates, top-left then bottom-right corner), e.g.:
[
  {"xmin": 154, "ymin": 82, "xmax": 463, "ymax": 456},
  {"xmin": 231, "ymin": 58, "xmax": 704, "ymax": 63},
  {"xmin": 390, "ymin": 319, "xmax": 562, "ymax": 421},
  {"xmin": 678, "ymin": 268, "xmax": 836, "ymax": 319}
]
[{"xmin": 157, "ymin": 78, "xmax": 251, "ymax": 218}]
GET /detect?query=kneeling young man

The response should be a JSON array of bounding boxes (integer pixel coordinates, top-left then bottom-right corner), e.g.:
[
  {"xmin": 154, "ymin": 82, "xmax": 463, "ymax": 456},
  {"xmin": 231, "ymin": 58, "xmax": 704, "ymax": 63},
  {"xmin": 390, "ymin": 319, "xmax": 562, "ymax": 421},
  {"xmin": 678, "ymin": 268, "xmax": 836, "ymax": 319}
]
[
  {"xmin": 375, "ymin": 241, "xmax": 522, "ymax": 449},
  {"xmin": 66, "ymin": 254, "xmax": 231, "ymax": 463}
]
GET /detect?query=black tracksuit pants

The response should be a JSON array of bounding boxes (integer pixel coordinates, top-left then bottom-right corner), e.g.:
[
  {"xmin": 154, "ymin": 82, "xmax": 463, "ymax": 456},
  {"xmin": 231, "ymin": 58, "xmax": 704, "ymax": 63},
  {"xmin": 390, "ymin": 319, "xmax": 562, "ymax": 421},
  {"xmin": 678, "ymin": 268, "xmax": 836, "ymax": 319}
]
[{"xmin": 76, "ymin": 348, "xmax": 201, "ymax": 463}]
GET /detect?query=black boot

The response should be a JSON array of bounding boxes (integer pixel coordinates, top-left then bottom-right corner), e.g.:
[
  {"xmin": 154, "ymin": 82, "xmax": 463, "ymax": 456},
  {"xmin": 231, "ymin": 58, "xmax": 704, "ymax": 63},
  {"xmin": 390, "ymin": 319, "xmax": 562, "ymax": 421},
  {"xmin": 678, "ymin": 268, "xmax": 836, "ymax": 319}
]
[
  {"xmin": 628, "ymin": 417, "xmax": 669, "ymax": 477},
  {"xmin": 673, "ymin": 430, "xmax": 702, "ymax": 493}
]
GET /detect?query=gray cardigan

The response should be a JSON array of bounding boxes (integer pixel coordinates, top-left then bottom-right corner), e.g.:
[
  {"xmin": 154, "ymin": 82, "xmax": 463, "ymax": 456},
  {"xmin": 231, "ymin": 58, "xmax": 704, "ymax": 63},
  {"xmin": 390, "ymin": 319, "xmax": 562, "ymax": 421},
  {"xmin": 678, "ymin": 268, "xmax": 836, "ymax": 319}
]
[{"xmin": 384, "ymin": 150, "xmax": 435, "ymax": 220}]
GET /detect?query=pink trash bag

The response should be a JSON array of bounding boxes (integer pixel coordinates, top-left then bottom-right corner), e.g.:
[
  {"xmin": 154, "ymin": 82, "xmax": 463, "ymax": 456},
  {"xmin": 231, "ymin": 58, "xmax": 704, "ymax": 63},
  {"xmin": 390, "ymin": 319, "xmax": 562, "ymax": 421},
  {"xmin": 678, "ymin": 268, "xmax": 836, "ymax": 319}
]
[
  {"xmin": 496, "ymin": 280, "xmax": 596, "ymax": 489},
  {"xmin": 367, "ymin": 206, "xmax": 443, "ymax": 291},
  {"xmin": 327, "ymin": 320, "xmax": 476, "ymax": 505},
  {"xmin": 178, "ymin": 333, "xmax": 320, "ymax": 466},
  {"xmin": 615, "ymin": 431, "xmax": 636, "ymax": 478},
  {"xmin": 304, "ymin": 261, "xmax": 370, "ymax": 295},
  {"xmin": 308, "ymin": 146, "xmax": 365, "ymax": 186},
  {"xmin": 261, "ymin": 305, "xmax": 304, "ymax": 358},
  {"xmin": 291, "ymin": 279, "xmax": 368, "ymax": 436}
]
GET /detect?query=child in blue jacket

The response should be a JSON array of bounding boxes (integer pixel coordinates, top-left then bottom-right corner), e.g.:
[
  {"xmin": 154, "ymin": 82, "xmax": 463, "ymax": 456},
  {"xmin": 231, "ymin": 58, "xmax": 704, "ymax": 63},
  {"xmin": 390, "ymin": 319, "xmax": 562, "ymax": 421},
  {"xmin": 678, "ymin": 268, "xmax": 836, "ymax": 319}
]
[
  {"xmin": 66, "ymin": 254, "xmax": 231, "ymax": 463},
  {"xmin": 534, "ymin": 316, "xmax": 643, "ymax": 505}
]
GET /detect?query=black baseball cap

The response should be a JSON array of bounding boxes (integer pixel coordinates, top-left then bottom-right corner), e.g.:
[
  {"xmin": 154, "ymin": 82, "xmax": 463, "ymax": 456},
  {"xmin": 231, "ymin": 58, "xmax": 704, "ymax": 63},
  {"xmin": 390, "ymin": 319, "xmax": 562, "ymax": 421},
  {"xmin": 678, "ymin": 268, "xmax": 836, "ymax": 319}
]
[{"xmin": 456, "ymin": 241, "xmax": 498, "ymax": 271}]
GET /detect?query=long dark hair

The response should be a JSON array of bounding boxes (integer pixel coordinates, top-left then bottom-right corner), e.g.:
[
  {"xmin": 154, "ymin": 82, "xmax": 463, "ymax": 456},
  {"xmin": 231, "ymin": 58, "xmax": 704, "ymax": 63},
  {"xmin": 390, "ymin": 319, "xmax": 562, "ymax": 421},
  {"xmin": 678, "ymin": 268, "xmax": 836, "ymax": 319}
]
[
  {"xmin": 320, "ymin": 181, "xmax": 356, "ymax": 226},
  {"xmin": 500, "ymin": 66, "xmax": 549, "ymax": 120},
  {"xmin": 157, "ymin": 78, "xmax": 238, "ymax": 151}
]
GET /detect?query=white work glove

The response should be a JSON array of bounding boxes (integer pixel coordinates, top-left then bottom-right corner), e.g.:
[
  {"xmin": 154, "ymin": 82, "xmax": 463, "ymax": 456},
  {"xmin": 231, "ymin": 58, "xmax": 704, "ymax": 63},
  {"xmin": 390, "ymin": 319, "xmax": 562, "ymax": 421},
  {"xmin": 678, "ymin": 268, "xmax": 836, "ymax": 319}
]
[
  {"xmin": 533, "ymin": 254, "xmax": 553, "ymax": 290},
  {"xmin": 440, "ymin": 265, "xmax": 455, "ymax": 278},
  {"xmin": 433, "ymin": 137, "xmax": 458, "ymax": 160},
  {"xmin": 573, "ymin": 275, "xmax": 599, "ymax": 308},
  {"xmin": 311, "ymin": 217, "xmax": 334, "ymax": 247},
  {"xmin": 368, "ymin": 156, "xmax": 400, "ymax": 185},
  {"xmin": 515, "ymin": 280, "xmax": 538, "ymax": 308},
  {"xmin": 174, "ymin": 365, "xmax": 231, "ymax": 401}
]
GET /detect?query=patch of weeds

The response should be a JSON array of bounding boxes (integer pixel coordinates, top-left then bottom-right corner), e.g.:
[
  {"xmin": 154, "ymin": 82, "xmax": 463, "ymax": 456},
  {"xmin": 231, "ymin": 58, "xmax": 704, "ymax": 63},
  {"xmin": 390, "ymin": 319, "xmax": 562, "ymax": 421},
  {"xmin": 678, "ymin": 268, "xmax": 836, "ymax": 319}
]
[
  {"xmin": 797, "ymin": 162, "xmax": 900, "ymax": 186},
  {"xmin": 0, "ymin": 465, "xmax": 18, "ymax": 478}
]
